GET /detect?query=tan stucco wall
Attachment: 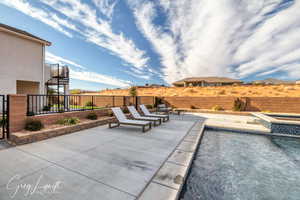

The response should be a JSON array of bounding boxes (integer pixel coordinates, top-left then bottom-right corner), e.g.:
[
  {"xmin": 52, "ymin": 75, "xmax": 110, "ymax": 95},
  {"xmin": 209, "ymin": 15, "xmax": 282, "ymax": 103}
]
[{"xmin": 0, "ymin": 31, "xmax": 47, "ymax": 94}]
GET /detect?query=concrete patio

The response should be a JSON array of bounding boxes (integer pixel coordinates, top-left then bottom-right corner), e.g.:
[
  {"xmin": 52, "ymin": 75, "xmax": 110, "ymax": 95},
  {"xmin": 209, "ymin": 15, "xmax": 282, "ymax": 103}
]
[{"xmin": 0, "ymin": 115, "xmax": 202, "ymax": 200}]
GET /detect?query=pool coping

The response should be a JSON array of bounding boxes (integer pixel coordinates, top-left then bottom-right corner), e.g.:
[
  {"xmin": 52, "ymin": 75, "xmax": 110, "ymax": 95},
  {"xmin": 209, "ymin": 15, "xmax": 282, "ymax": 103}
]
[
  {"xmin": 252, "ymin": 112, "xmax": 300, "ymax": 126},
  {"xmin": 206, "ymin": 126, "xmax": 300, "ymax": 138},
  {"xmin": 137, "ymin": 120, "xmax": 205, "ymax": 200}
]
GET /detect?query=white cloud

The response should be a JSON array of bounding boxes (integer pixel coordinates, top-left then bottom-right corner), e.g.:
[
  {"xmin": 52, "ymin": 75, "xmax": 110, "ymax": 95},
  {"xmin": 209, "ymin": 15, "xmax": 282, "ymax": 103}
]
[
  {"xmin": 46, "ymin": 52, "xmax": 86, "ymax": 69},
  {"xmin": 124, "ymin": 70, "xmax": 151, "ymax": 80},
  {"xmin": 40, "ymin": 0, "xmax": 149, "ymax": 70},
  {"xmin": 92, "ymin": 0, "xmax": 117, "ymax": 19},
  {"xmin": 69, "ymin": 69, "xmax": 131, "ymax": 88},
  {"xmin": 129, "ymin": 0, "xmax": 300, "ymax": 83},
  {"xmin": 1, "ymin": 0, "xmax": 149, "ymax": 70},
  {"xmin": 46, "ymin": 52, "xmax": 131, "ymax": 87},
  {"xmin": 1, "ymin": 0, "xmax": 74, "ymax": 37}
]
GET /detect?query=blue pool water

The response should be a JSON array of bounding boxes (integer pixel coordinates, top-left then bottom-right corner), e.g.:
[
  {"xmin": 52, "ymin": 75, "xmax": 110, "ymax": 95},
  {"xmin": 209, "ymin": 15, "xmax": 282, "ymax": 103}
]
[{"xmin": 180, "ymin": 130, "xmax": 300, "ymax": 200}]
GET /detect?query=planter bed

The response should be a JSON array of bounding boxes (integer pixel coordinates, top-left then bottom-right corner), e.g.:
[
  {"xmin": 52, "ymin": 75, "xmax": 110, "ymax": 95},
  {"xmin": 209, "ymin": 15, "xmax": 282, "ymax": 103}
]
[{"xmin": 9, "ymin": 117, "xmax": 116, "ymax": 145}]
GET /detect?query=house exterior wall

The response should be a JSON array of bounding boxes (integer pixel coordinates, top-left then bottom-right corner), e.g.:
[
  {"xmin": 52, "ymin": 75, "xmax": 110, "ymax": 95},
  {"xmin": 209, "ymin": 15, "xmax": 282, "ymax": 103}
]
[{"xmin": 0, "ymin": 31, "xmax": 47, "ymax": 94}]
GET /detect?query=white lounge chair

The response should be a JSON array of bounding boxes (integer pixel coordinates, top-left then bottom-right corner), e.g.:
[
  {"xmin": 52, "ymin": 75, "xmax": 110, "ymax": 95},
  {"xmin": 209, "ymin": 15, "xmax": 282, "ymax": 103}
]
[
  {"xmin": 139, "ymin": 104, "xmax": 169, "ymax": 122},
  {"xmin": 127, "ymin": 106, "xmax": 161, "ymax": 126},
  {"xmin": 109, "ymin": 107, "xmax": 151, "ymax": 132},
  {"xmin": 157, "ymin": 104, "xmax": 172, "ymax": 114}
]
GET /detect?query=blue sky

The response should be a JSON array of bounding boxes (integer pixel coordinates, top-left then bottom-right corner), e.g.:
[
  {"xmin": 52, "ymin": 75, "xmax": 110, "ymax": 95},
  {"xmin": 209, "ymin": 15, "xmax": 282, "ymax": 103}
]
[{"xmin": 1, "ymin": 0, "xmax": 300, "ymax": 90}]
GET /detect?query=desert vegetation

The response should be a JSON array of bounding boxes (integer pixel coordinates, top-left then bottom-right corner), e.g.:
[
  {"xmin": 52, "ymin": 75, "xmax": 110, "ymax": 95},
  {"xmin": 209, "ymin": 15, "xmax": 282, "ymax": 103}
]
[{"xmin": 90, "ymin": 84, "xmax": 300, "ymax": 97}]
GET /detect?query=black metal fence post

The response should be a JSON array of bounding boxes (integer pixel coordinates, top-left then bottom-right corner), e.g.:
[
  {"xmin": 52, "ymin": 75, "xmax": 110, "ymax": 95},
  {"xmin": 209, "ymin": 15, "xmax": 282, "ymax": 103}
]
[
  {"xmin": 25, "ymin": 95, "xmax": 155, "ymax": 116},
  {"xmin": 135, "ymin": 96, "xmax": 138, "ymax": 109},
  {"xmin": 27, "ymin": 95, "xmax": 30, "ymax": 115},
  {"xmin": 0, "ymin": 95, "xmax": 9, "ymax": 140},
  {"xmin": 0, "ymin": 95, "xmax": 4, "ymax": 140},
  {"xmin": 92, "ymin": 96, "xmax": 94, "ymax": 110},
  {"xmin": 6, "ymin": 95, "xmax": 9, "ymax": 139}
]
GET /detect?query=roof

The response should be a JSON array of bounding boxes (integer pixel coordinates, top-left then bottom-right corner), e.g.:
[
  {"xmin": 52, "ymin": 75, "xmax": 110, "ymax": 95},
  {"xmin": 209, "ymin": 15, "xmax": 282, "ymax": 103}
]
[
  {"xmin": 252, "ymin": 78, "xmax": 294, "ymax": 85},
  {"xmin": 0, "ymin": 23, "xmax": 51, "ymax": 46},
  {"xmin": 173, "ymin": 77, "xmax": 243, "ymax": 85}
]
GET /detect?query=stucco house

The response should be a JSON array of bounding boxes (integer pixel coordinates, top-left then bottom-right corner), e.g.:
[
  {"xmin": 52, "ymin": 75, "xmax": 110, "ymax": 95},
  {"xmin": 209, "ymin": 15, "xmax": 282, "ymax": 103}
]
[
  {"xmin": 173, "ymin": 77, "xmax": 243, "ymax": 87},
  {"xmin": 252, "ymin": 78, "xmax": 294, "ymax": 85},
  {"xmin": 0, "ymin": 23, "xmax": 53, "ymax": 95}
]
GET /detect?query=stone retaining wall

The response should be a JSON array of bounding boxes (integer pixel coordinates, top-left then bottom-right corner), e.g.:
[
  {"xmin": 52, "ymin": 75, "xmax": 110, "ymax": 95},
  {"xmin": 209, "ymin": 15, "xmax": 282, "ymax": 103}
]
[
  {"xmin": 10, "ymin": 117, "xmax": 116, "ymax": 145},
  {"xmin": 30, "ymin": 109, "xmax": 110, "ymax": 126}
]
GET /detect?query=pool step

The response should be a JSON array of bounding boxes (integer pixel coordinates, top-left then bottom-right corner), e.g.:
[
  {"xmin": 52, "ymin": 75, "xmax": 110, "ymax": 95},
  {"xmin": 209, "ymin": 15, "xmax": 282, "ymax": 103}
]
[
  {"xmin": 251, "ymin": 112, "xmax": 300, "ymax": 135},
  {"xmin": 205, "ymin": 119, "xmax": 271, "ymax": 134}
]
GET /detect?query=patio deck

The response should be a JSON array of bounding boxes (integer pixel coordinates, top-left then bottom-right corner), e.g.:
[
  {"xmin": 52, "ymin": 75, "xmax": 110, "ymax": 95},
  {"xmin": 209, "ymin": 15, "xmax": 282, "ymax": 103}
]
[{"xmin": 0, "ymin": 115, "xmax": 202, "ymax": 200}]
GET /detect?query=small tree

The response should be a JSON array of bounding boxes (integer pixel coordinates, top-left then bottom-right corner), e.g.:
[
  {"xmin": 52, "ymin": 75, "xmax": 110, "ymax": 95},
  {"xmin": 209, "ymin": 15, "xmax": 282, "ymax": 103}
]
[
  {"xmin": 233, "ymin": 98, "xmax": 245, "ymax": 111},
  {"xmin": 129, "ymin": 86, "xmax": 138, "ymax": 97}
]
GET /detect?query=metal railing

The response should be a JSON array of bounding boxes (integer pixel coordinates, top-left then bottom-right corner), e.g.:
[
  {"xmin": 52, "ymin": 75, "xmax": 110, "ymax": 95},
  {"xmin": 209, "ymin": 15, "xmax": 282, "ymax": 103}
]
[
  {"xmin": 0, "ymin": 95, "xmax": 9, "ymax": 139},
  {"xmin": 27, "ymin": 95, "xmax": 156, "ymax": 116}
]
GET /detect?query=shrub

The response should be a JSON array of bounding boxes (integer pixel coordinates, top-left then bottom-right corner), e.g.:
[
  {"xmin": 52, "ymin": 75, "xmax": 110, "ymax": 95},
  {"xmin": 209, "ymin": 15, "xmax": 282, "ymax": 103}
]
[
  {"xmin": 154, "ymin": 98, "xmax": 163, "ymax": 108},
  {"xmin": 86, "ymin": 112, "xmax": 98, "ymax": 120},
  {"xmin": 129, "ymin": 86, "xmax": 138, "ymax": 97},
  {"xmin": 217, "ymin": 90, "xmax": 226, "ymax": 95},
  {"xmin": 27, "ymin": 111, "xmax": 35, "ymax": 116},
  {"xmin": 184, "ymin": 88, "xmax": 197, "ymax": 93},
  {"xmin": 122, "ymin": 107, "xmax": 129, "ymax": 114},
  {"xmin": 25, "ymin": 119, "xmax": 44, "ymax": 131},
  {"xmin": 0, "ymin": 117, "xmax": 6, "ymax": 126},
  {"xmin": 262, "ymin": 110, "xmax": 272, "ymax": 113},
  {"xmin": 85, "ymin": 101, "xmax": 94, "ymax": 107},
  {"xmin": 42, "ymin": 105, "xmax": 51, "ymax": 111},
  {"xmin": 108, "ymin": 111, "xmax": 114, "ymax": 117},
  {"xmin": 284, "ymin": 86, "xmax": 295, "ymax": 91},
  {"xmin": 233, "ymin": 98, "xmax": 245, "ymax": 111},
  {"xmin": 212, "ymin": 105, "xmax": 223, "ymax": 111},
  {"xmin": 146, "ymin": 105, "xmax": 153, "ymax": 109},
  {"xmin": 190, "ymin": 105, "xmax": 197, "ymax": 109},
  {"xmin": 58, "ymin": 108, "xmax": 65, "ymax": 113},
  {"xmin": 57, "ymin": 117, "xmax": 80, "ymax": 125}
]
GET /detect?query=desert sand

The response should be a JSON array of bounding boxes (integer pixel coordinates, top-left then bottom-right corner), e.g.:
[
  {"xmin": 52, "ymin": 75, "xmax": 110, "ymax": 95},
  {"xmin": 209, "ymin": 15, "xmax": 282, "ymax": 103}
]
[{"xmin": 85, "ymin": 84, "xmax": 300, "ymax": 97}]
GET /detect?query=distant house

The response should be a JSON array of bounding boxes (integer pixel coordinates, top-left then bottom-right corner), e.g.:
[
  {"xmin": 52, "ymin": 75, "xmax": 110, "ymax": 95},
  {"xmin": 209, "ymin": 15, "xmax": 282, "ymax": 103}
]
[
  {"xmin": 252, "ymin": 78, "xmax": 294, "ymax": 85},
  {"xmin": 0, "ymin": 23, "xmax": 69, "ymax": 95},
  {"xmin": 296, "ymin": 80, "xmax": 300, "ymax": 85},
  {"xmin": 173, "ymin": 77, "xmax": 243, "ymax": 87},
  {"xmin": 147, "ymin": 84, "xmax": 165, "ymax": 88},
  {"xmin": 136, "ymin": 84, "xmax": 166, "ymax": 88}
]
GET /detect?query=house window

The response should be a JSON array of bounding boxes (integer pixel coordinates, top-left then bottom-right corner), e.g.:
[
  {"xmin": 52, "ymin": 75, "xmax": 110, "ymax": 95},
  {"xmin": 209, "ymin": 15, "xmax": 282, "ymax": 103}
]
[{"xmin": 16, "ymin": 80, "xmax": 40, "ymax": 94}]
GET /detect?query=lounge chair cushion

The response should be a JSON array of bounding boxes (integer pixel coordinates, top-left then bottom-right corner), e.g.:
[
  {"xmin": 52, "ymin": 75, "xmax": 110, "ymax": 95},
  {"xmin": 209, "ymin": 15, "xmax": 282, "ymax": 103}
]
[
  {"xmin": 127, "ymin": 106, "xmax": 159, "ymax": 121},
  {"xmin": 140, "ymin": 105, "xmax": 168, "ymax": 118},
  {"xmin": 111, "ymin": 107, "xmax": 149, "ymax": 125}
]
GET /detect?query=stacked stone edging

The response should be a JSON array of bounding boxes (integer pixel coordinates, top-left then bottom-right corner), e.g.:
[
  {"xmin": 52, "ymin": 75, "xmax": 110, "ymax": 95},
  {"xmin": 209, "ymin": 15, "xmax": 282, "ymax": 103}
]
[{"xmin": 9, "ymin": 117, "xmax": 115, "ymax": 145}]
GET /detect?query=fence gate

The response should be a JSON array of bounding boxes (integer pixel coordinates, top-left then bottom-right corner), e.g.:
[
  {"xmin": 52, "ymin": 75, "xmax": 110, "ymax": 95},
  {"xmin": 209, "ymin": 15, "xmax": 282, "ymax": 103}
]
[{"xmin": 0, "ymin": 95, "xmax": 9, "ymax": 140}]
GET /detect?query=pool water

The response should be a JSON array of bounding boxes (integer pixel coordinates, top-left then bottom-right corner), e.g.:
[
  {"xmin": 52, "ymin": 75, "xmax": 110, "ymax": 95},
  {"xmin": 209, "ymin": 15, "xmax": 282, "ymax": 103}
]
[{"xmin": 180, "ymin": 130, "xmax": 300, "ymax": 200}]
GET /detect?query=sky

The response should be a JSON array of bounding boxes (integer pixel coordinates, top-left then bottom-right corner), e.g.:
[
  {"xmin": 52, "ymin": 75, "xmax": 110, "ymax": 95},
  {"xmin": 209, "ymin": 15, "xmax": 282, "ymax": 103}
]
[{"xmin": 1, "ymin": 0, "xmax": 300, "ymax": 90}]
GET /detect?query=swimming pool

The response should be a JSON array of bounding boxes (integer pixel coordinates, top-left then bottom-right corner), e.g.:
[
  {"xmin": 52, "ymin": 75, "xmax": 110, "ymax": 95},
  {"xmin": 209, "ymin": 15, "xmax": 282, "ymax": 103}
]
[{"xmin": 180, "ymin": 130, "xmax": 300, "ymax": 200}]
